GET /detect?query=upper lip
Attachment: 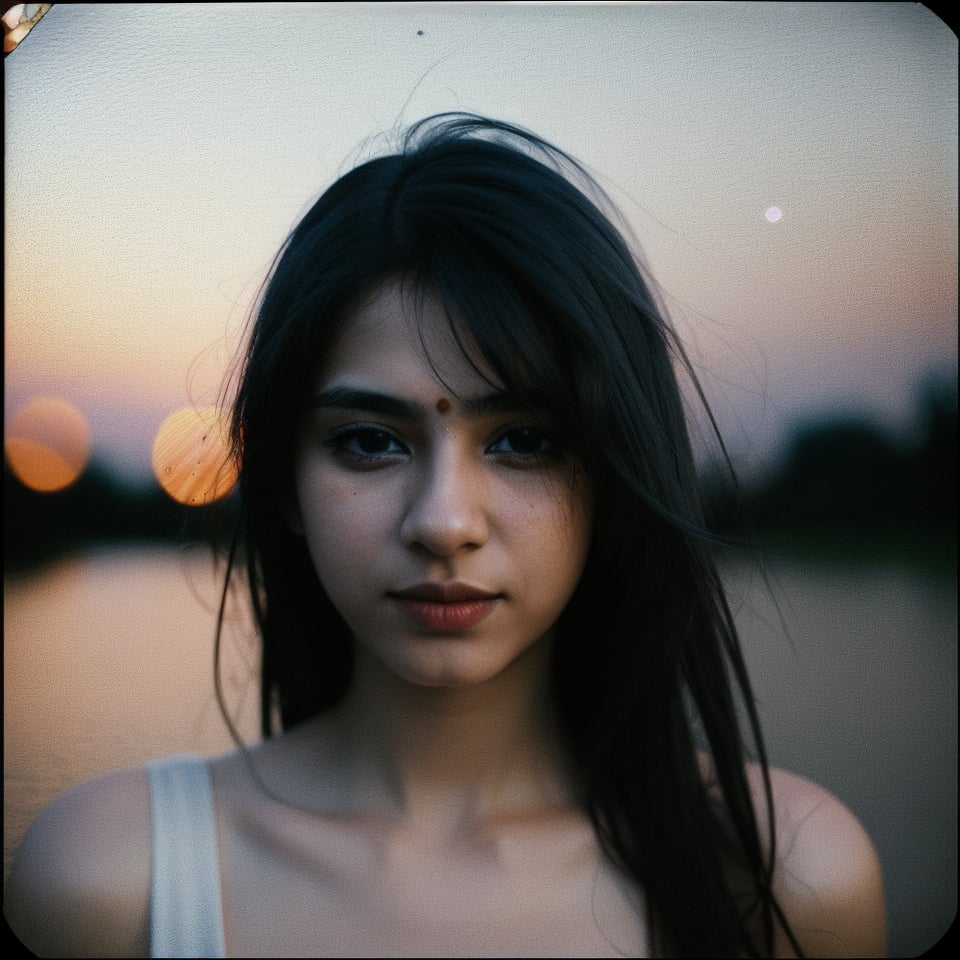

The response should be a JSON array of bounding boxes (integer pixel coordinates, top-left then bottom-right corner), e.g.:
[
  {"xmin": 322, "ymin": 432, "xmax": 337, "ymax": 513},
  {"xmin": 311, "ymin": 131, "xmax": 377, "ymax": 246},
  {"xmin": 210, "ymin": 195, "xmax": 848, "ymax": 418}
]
[{"xmin": 389, "ymin": 582, "xmax": 501, "ymax": 603}]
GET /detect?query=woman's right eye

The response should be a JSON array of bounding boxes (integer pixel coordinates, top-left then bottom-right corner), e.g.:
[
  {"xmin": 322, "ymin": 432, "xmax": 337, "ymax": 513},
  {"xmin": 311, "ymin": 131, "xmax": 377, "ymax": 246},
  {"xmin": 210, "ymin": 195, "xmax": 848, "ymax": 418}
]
[{"xmin": 324, "ymin": 426, "xmax": 408, "ymax": 465}]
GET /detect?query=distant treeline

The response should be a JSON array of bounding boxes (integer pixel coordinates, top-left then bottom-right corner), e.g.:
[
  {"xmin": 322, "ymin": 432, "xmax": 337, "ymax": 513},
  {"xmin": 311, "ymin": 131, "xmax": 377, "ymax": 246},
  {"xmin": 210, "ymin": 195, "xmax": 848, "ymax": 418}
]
[
  {"xmin": 5, "ymin": 388, "xmax": 957, "ymax": 576},
  {"xmin": 4, "ymin": 463, "xmax": 240, "ymax": 576},
  {"xmin": 702, "ymin": 384, "xmax": 957, "ymax": 562}
]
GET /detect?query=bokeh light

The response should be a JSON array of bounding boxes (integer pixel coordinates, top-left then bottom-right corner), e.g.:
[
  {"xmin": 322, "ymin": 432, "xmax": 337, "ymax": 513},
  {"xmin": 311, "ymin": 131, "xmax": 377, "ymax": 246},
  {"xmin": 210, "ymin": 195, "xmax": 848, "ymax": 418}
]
[
  {"xmin": 3, "ymin": 3, "xmax": 51, "ymax": 54},
  {"xmin": 151, "ymin": 406, "xmax": 237, "ymax": 505},
  {"xmin": 764, "ymin": 206, "xmax": 783, "ymax": 223},
  {"xmin": 5, "ymin": 396, "xmax": 92, "ymax": 492}
]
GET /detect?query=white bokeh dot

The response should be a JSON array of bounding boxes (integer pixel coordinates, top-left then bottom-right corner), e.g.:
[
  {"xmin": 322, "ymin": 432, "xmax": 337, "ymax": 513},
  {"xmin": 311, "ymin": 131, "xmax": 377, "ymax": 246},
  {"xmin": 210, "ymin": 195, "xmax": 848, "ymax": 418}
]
[{"xmin": 765, "ymin": 206, "xmax": 783, "ymax": 223}]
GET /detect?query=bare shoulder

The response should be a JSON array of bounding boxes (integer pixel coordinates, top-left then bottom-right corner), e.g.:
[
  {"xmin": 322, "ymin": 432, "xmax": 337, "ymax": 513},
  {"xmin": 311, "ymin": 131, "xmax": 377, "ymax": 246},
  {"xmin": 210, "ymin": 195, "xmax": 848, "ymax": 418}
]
[
  {"xmin": 749, "ymin": 764, "xmax": 887, "ymax": 958},
  {"xmin": 4, "ymin": 767, "xmax": 152, "ymax": 958}
]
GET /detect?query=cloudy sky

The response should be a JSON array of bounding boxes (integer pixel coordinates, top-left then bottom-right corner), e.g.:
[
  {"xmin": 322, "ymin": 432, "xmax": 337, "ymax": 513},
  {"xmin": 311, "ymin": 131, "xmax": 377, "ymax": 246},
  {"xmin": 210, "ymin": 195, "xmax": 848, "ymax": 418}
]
[{"xmin": 5, "ymin": 2, "xmax": 957, "ymax": 483}]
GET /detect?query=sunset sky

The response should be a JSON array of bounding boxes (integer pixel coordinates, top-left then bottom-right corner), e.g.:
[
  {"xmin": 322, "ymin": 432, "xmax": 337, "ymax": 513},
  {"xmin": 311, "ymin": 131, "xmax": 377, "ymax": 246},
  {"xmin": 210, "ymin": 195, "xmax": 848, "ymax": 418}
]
[{"xmin": 5, "ymin": 2, "xmax": 957, "ymax": 485}]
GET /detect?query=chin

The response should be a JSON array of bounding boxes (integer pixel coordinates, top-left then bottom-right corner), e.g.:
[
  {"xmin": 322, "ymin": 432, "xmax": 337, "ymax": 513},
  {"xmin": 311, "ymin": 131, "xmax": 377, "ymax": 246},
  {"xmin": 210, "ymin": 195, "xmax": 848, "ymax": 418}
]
[
  {"xmin": 391, "ymin": 655, "xmax": 510, "ymax": 689},
  {"xmin": 374, "ymin": 636, "xmax": 545, "ymax": 691}
]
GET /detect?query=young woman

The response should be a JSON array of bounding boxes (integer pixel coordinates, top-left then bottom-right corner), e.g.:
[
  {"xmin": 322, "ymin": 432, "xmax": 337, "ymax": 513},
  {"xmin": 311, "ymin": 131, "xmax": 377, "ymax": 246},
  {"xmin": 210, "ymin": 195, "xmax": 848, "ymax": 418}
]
[{"xmin": 5, "ymin": 114, "xmax": 886, "ymax": 957}]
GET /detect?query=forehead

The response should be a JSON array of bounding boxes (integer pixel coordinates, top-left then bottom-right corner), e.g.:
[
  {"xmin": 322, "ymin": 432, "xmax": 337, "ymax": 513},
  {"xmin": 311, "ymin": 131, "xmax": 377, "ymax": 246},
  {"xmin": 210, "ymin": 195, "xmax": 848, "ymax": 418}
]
[{"xmin": 313, "ymin": 278, "xmax": 499, "ymax": 395}]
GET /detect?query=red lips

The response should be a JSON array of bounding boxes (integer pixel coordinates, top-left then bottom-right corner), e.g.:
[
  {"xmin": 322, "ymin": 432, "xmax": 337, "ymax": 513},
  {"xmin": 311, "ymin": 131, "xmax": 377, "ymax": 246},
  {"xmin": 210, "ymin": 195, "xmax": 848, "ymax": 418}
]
[
  {"xmin": 388, "ymin": 582, "xmax": 502, "ymax": 631},
  {"xmin": 390, "ymin": 582, "xmax": 500, "ymax": 602}
]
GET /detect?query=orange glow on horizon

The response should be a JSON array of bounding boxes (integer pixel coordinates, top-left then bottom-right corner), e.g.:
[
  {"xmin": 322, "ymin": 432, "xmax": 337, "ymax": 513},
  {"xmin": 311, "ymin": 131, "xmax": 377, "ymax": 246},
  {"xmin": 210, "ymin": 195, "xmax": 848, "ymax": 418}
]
[
  {"xmin": 5, "ymin": 397, "xmax": 92, "ymax": 492},
  {"xmin": 151, "ymin": 406, "xmax": 237, "ymax": 505}
]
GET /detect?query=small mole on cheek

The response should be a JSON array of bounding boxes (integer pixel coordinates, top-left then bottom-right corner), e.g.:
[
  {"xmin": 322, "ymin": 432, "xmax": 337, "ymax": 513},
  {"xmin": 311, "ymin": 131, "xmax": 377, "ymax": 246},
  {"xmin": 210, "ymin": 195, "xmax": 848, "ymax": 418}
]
[{"xmin": 435, "ymin": 398, "xmax": 451, "ymax": 414}]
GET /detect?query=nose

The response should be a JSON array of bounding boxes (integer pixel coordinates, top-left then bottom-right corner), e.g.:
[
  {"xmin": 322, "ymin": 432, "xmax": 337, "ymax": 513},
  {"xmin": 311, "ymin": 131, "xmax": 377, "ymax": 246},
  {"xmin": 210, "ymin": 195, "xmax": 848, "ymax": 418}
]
[{"xmin": 399, "ymin": 441, "xmax": 489, "ymax": 557}]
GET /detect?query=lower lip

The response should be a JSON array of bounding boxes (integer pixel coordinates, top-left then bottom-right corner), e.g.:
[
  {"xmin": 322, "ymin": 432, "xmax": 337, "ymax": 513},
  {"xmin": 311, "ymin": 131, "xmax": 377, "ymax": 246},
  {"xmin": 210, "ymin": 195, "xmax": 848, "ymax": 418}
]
[{"xmin": 393, "ymin": 598, "xmax": 498, "ymax": 631}]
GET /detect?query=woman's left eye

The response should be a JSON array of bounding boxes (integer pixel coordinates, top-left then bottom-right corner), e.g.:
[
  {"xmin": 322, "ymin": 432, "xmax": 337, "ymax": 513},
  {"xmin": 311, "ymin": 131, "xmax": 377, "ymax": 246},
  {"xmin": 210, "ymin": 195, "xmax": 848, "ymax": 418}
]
[{"xmin": 487, "ymin": 426, "xmax": 561, "ymax": 460}]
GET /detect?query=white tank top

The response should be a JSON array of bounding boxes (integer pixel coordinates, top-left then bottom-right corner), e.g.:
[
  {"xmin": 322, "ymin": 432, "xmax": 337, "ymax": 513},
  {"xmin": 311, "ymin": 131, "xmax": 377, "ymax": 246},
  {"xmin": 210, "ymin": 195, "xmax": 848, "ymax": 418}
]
[{"xmin": 146, "ymin": 754, "xmax": 227, "ymax": 958}]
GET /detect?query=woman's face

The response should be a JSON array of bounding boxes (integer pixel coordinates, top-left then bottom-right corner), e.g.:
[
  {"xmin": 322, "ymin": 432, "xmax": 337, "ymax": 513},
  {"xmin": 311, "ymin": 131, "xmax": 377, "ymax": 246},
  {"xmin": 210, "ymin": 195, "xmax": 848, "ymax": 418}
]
[{"xmin": 291, "ymin": 278, "xmax": 592, "ymax": 689}]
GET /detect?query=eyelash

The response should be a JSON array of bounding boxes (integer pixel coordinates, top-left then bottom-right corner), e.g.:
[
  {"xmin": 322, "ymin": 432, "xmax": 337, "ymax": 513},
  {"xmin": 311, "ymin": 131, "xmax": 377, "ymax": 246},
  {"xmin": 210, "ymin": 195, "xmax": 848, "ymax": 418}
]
[
  {"xmin": 323, "ymin": 424, "xmax": 563, "ymax": 468},
  {"xmin": 324, "ymin": 426, "xmax": 406, "ymax": 466},
  {"xmin": 487, "ymin": 426, "xmax": 562, "ymax": 462}
]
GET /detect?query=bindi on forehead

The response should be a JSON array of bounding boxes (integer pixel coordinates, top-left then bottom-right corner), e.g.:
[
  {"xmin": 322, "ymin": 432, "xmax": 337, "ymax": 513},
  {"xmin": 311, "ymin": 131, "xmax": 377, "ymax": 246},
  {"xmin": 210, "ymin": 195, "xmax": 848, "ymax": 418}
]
[{"xmin": 435, "ymin": 398, "xmax": 451, "ymax": 414}]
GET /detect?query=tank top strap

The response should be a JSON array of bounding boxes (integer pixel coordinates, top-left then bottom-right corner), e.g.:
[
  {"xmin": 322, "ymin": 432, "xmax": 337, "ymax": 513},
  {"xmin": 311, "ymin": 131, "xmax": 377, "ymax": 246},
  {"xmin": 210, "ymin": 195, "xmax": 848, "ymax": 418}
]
[{"xmin": 146, "ymin": 754, "xmax": 227, "ymax": 958}]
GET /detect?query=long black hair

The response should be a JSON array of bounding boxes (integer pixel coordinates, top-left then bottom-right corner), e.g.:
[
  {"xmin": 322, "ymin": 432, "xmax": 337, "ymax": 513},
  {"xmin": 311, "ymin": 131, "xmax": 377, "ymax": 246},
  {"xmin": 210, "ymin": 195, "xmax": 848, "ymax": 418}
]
[{"xmin": 218, "ymin": 113, "xmax": 802, "ymax": 957}]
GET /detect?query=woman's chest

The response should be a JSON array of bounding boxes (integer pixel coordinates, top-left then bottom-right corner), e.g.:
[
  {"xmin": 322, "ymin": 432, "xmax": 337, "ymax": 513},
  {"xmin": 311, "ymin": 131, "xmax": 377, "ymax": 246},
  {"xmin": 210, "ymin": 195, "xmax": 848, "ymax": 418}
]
[{"xmin": 217, "ymin": 806, "xmax": 648, "ymax": 957}]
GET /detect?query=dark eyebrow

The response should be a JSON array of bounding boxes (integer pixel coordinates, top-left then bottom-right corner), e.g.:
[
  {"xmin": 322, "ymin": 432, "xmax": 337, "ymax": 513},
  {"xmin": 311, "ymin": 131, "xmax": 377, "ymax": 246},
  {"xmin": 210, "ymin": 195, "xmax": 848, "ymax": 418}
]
[
  {"xmin": 310, "ymin": 386, "xmax": 425, "ymax": 420},
  {"xmin": 309, "ymin": 385, "xmax": 540, "ymax": 420},
  {"xmin": 462, "ymin": 392, "xmax": 532, "ymax": 417}
]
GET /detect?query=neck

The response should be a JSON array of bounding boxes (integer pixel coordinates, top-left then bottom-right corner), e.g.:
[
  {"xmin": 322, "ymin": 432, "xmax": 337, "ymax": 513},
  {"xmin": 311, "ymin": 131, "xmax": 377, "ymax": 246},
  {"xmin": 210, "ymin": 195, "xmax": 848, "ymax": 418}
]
[{"xmin": 311, "ymin": 637, "xmax": 574, "ymax": 833}]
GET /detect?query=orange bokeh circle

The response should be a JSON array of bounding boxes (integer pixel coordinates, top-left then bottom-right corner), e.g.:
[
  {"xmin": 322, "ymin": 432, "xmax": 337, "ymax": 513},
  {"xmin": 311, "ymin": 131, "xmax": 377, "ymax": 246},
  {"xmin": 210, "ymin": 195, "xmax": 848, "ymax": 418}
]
[
  {"xmin": 151, "ymin": 406, "xmax": 237, "ymax": 505},
  {"xmin": 5, "ymin": 397, "xmax": 92, "ymax": 493}
]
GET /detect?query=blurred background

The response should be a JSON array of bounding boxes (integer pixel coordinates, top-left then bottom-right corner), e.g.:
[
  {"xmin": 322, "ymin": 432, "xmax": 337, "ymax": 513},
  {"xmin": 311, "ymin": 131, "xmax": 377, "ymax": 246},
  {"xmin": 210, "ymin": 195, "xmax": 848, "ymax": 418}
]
[{"xmin": 4, "ymin": 3, "xmax": 956, "ymax": 955}]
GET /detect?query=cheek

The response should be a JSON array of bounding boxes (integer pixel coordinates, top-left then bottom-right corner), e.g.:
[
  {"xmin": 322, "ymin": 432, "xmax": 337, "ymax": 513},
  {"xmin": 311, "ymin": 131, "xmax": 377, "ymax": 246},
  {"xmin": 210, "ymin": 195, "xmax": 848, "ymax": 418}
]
[
  {"xmin": 295, "ymin": 473, "xmax": 396, "ymax": 579},
  {"xmin": 556, "ymin": 510, "xmax": 592, "ymax": 592},
  {"xmin": 512, "ymin": 482, "xmax": 592, "ymax": 594},
  {"xmin": 297, "ymin": 476, "xmax": 367, "ymax": 568},
  {"xmin": 555, "ymin": 486, "xmax": 593, "ymax": 591}
]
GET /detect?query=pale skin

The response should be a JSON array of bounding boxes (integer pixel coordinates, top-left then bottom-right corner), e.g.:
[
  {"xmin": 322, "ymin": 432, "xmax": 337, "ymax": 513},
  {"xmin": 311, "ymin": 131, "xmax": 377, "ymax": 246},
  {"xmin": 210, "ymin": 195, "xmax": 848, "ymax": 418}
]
[{"xmin": 4, "ymin": 279, "xmax": 887, "ymax": 957}]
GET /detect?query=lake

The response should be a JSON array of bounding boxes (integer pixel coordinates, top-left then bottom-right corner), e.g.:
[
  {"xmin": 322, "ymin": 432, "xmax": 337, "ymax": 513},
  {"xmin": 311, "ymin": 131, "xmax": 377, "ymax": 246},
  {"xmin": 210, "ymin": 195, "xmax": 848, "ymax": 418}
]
[{"xmin": 4, "ymin": 544, "xmax": 956, "ymax": 956}]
